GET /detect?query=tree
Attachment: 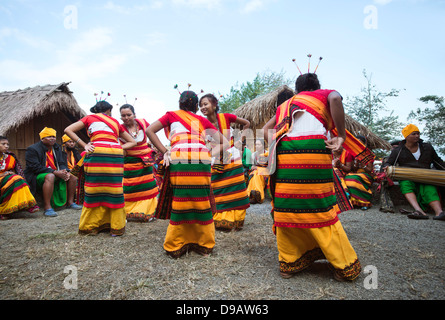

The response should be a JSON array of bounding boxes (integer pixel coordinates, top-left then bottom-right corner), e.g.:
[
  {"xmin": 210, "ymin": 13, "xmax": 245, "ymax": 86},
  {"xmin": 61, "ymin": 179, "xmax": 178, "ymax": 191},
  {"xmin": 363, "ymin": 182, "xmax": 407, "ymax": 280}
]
[
  {"xmin": 219, "ymin": 70, "xmax": 293, "ymax": 113},
  {"xmin": 344, "ymin": 69, "xmax": 404, "ymax": 153},
  {"xmin": 408, "ymin": 95, "xmax": 445, "ymax": 155}
]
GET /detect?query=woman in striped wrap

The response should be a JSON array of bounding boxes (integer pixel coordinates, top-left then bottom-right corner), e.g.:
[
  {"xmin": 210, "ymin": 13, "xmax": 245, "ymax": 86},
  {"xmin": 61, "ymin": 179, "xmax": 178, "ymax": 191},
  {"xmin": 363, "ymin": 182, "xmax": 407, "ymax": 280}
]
[
  {"xmin": 120, "ymin": 104, "xmax": 159, "ymax": 222},
  {"xmin": 246, "ymin": 139, "xmax": 269, "ymax": 204},
  {"xmin": 199, "ymin": 94, "xmax": 250, "ymax": 231},
  {"xmin": 64, "ymin": 101, "xmax": 136, "ymax": 236},
  {"xmin": 1, "ymin": 136, "xmax": 39, "ymax": 219},
  {"xmin": 146, "ymin": 91, "xmax": 224, "ymax": 258},
  {"xmin": 344, "ymin": 135, "xmax": 375, "ymax": 210},
  {"xmin": 263, "ymin": 73, "xmax": 372, "ymax": 281}
]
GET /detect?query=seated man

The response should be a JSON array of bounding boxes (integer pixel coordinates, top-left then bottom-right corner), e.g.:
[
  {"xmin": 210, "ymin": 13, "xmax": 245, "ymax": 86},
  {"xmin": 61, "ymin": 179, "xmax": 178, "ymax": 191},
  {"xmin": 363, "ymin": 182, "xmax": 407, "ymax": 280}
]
[
  {"xmin": 24, "ymin": 127, "xmax": 81, "ymax": 217},
  {"xmin": 383, "ymin": 124, "xmax": 445, "ymax": 221},
  {"xmin": 62, "ymin": 134, "xmax": 82, "ymax": 170}
]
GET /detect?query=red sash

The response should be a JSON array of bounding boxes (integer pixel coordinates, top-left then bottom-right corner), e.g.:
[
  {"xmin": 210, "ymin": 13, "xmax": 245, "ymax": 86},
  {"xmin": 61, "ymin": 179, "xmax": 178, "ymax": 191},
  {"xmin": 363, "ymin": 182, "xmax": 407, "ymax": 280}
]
[
  {"xmin": 46, "ymin": 149, "xmax": 57, "ymax": 170},
  {"xmin": 90, "ymin": 113, "xmax": 120, "ymax": 137},
  {"xmin": 217, "ymin": 113, "xmax": 234, "ymax": 148},
  {"xmin": 164, "ymin": 110, "xmax": 206, "ymax": 142}
]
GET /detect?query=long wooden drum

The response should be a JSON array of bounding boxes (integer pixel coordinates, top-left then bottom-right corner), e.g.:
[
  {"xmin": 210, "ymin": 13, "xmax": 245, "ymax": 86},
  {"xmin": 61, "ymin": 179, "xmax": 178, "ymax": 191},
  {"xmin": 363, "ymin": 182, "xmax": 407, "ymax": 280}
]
[{"xmin": 385, "ymin": 166, "xmax": 445, "ymax": 187}]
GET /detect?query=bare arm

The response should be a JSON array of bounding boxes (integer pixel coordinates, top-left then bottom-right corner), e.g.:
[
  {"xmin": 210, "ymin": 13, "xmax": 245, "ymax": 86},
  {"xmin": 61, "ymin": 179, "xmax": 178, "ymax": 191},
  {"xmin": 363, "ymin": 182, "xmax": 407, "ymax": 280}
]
[
  {"xmin": 119, "ymin": 131, "xmax": 137, "ymax": 150},
  {"xmin": 262, "ymin": 117, "xmax": 276, "ymax": 146},
  {"xmin": 146, "ymin": 121, "xmax": 167, "ymax": 154},
  {"xmin": 235, "ymin": 117, "xmax": 250, "ymax": 130},
  {"xmin": 325, "ymin": 91, "xmax": 346, "ymax": 152},
  {"xmin": 64, "ymin": 121, "xmax": 87, "ymax": 149}
]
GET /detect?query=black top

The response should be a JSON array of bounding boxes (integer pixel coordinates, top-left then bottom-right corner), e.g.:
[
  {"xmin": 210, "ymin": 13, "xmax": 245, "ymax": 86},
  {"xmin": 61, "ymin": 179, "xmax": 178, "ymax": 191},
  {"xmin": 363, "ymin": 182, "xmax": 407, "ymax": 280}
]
[
  {"xmin": 24, "ymin": 141, "xmax": 68, "ymax": 195},
  {"xmin": 383, "ymin": 139, "xmax": 445, "ymax": 170}
]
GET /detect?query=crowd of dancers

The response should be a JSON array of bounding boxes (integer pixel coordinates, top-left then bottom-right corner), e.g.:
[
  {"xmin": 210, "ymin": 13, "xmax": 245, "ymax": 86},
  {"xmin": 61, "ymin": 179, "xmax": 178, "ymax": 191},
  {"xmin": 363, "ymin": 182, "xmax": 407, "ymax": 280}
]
[{"xmin": 5, "ymin": 69, "xmax": 443, "ymax": 282}]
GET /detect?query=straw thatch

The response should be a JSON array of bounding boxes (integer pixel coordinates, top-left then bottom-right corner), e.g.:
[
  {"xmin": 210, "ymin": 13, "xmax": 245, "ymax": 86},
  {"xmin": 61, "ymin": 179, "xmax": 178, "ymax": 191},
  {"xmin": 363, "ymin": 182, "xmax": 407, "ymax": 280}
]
[
  {"xmin": 233, "ymin": 85, "xmax": 295, "ymax": 133},
  {"xmin": 0, "ymin": 82, "xmax": 85, "ymax": 135},
  {"xmin": 0, "ymin": 82, "xmax": 87, "ymax": 166},
  {"xmin": 233, "ymin": 85, "xmax": 391, "ymax": 151}
]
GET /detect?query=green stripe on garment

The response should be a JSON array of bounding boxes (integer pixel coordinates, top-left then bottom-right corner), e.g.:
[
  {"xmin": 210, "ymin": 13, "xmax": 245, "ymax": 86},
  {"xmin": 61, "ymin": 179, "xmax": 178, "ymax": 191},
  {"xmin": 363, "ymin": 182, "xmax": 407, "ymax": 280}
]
[
  {"xmin": 124, "ymin": 181, "xmax": 157, "ymax": 193},
  {"xmin": 173, "ymin": 187, "xmax": 211, "ymax": 198},
  {"xmin": 276, "ymin": 168, "xmax": 333, "ymax": 180},
  {"xmin": 211, "ymin": 166, "xmax": 243, "ymax": 182},
  {"xmin": 215, "ymin": 197, "xmax": 249, "ymax": 211},
  {"xmin": 278, "ymin": 138, "xmax": 327, "ymax": 151},
  {"xmin": 170, "ymin": 211, "xmax": 214, "ymax": 223},
  {"xmin": 274, "ymin": 194, "xmax": 337, "ymax": 210},
  {"xmin": 170, "ymin": 163, "xmax": 210, "ymax": 173},
  {"xmin": 0, "ymin": 176, "xmax": 24, "ymax": 202}
]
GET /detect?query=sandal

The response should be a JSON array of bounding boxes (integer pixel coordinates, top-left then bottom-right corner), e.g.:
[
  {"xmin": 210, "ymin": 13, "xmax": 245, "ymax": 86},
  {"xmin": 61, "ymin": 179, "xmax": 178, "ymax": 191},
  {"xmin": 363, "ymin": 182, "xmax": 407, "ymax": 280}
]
[
  {"xmin": 407, "ymin": 211, "xmax": 429, "ymax": 220},
  {"xmin": 27, "ymin": 205, "xmax": 40, "ymax": 213},
  {"xmin": 433, "ymin": 212, "xmax": 445, "ymax": 221},
  {"xmin": 280, "ymin": 272, "xmax": 294, "ymax": 279},
  {"xmin": 399, "ymin": 208, "xmax": 412, "ymax": 215}
]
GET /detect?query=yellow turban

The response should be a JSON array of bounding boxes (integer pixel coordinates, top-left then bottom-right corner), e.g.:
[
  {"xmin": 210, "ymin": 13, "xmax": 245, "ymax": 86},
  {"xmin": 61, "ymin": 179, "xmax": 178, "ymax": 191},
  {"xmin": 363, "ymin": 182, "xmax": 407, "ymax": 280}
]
[
  {"xmin": 39, "ymin": 127, "xmax": 57, "ymax": 140},
  {"xmin": 62, "ymin": 134, "xmax": 72, "ymax": 144},
  {"xmin": 402, "ymin": 124, "xmax": 420, "ymax": 138}
]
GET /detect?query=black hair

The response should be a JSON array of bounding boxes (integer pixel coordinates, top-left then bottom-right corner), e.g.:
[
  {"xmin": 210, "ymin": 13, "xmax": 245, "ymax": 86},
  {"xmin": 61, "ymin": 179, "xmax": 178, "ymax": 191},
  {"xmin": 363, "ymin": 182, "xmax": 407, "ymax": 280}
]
[
  {"xmin": 199, "ymin": 93, "xmax": 220, "ymax": 113},
  {"xmin": 90, "ymin": 101, "xmax": 113, "ymax": 114},
  {"xmin": 119, "ymin": 104, "xmax": 135, "ymax": 114},
  {"xmin": 356, "ymin": 135, "xmax": 367, "ymax": 146},
  {"xmin": 179, "ymin": 91, "xmax": 199, "ymax": 113},
  {"xmin": 295, "ymin": 73, "xmax": 321, "ymax": 93},
  {"xmin": 0, "ymin": 136, "xmax": 8, "ymax": 141}
]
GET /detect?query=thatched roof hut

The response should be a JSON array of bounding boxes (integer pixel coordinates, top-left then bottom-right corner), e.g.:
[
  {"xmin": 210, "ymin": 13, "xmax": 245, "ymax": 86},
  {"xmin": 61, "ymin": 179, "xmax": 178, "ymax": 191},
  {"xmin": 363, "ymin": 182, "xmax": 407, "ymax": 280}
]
[
  {"xmin": 0, "ymin": 82, "xmax": 88, "ymax": 165},
  {"xmin": 233, "ymin": 85, "xmax": 391, "ymax": 151},
  {"xmin": 233, "ymin": 85, "xmax": 295, "ymax": 133}
]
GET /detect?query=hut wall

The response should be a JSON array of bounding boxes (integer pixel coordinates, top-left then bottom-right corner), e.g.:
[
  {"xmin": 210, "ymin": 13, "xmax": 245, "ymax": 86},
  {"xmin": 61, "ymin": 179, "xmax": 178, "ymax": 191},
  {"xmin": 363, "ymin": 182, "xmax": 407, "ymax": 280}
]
[{"xmin": 6, "ymin": 111, "xmax": 88, "ymax": 166}]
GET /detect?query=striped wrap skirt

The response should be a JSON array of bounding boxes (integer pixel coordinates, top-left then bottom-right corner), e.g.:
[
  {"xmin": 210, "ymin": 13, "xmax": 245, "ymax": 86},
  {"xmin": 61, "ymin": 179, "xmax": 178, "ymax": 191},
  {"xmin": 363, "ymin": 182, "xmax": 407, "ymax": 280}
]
[
  {"xmin": 78, "ymin": 142, "xmax": 126, "ymax": 236},
  {"xmin": 271, "ymin": 135, "xmax": 361, "ymax": 281},
  {"xmin": 160, "ymin": 141, "xmax": 216, "ymax": 258},
  {"xmin": 123, "ymin": 156, "xmax": 158, "ymax": 222},
  {"xmin": 211, "ymin": 160, "xmax": 250, "ymax": 231}
]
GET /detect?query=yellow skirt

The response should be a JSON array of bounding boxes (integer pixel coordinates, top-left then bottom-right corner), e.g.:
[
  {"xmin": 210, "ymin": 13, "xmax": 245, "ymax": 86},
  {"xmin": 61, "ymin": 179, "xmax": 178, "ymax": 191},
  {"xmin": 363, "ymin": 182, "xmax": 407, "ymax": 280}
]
[
  {"xmin": 276, "ymin": 221, "xmax": 361, "ymax": 281},
  {"xmin": 246, "ymin": 170, "xmax": 267, "ymax": 203},
  {"xmin": 0, "ymin": 175, "xmax": 37, "ymax": 215},
  {"xmin": 125, "ymin": 197, "xmax": 157, "ymax": 222},
  {"xmin": 213, "ymin": 209, "xmax": 246, "ymax": 231},
  {"xmin": 164, "ymin": 222, "xmax": 215, "ymax": 258},
  {"xmin": 78, "ymin": 206, "xmax": 126, "ymax": 236}
]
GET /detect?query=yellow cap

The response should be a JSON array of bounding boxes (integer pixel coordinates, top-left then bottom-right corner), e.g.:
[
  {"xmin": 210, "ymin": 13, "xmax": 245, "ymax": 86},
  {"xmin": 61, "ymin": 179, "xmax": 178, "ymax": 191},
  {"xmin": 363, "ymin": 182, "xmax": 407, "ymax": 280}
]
[
  {"xmin": 39, "ymin": 127, "xmax": 56, "ymax": 139},
  {"xmin": 62, "ymin": 134, "xmax": 72, "ymax": 144},
  {"xmin": 402, "ymin": 124, "xmax": 420, "ymax": 138}
]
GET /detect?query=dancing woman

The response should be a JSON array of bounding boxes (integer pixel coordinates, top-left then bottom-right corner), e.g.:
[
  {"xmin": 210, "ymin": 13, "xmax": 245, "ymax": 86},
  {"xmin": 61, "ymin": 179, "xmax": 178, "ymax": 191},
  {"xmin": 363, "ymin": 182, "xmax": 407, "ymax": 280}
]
[
  {"xmin": 64, "ymin": 100, "xmax": 136, "ymax": 236},
  {"xmin": 263, "ymin": 72, "xmax": 372, "ymax": 281},
  {"xmin": 344, "ymin": 135, "xmax": 375, "ymax": 210},
  {"xmin": 120, "ymin": 104, "xmax": 159, "ymax": 222},
  {"xmin": 146, "ymin": 91, "xmax": 224, "ymax": 258},
  {"xmin": 199, "ymin": 93, "xmax": 251, "ymax": 231}
]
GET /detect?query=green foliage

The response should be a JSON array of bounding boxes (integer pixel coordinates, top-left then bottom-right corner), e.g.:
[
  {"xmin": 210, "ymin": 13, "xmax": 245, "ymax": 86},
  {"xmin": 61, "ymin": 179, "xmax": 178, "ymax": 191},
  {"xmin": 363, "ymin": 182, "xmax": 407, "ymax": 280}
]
[
  {"xmin": 408, "ymin": 95, "xmax": 445, "ymax": 155},
  {"xmin": 219, "ymin": 70, "xmax": 293, "ymax": 113},
  {"xmin": 344, "ymin": 69, "xmax": 404, "ymax": 145}
]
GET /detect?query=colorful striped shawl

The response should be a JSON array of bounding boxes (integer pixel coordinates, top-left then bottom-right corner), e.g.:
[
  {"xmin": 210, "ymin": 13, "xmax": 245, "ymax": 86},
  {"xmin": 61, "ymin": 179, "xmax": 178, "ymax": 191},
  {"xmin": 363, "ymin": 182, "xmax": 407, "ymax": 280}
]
[
  {"xmin": 121, "ymin": 119, "xmax": 153, "ymax": 161},
  {"xmin": 272, "ymin": 92, "xmax": 375, "ymax": 168},
  {"xmin": 87, "ymin": 113, "xmax": 120, "ymax": 143},
  {"xmin": 216, "ymin": 113, "xmax": 234, "ymax": 147},
  {"xmin": 163, "ymin": 110, "xmax": 206, "ymax": 142},
  {"xmin": 45, "ymin": 148, "xmax": 57, "ymax": 170}
]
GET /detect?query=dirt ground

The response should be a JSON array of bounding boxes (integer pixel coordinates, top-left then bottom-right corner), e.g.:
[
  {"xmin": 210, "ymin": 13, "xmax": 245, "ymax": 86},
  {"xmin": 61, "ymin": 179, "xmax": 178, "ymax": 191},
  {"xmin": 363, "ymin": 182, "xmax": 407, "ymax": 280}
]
[{"xmin": 1, "ymin": 198, "xmax": 444, "ymax": 302}]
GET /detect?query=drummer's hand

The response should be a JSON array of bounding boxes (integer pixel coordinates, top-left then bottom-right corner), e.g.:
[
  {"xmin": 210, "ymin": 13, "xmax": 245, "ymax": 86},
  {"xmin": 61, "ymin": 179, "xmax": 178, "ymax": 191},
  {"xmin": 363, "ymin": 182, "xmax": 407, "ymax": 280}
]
[{"xmin": 325, "ymin": 137, "xmax": 344, "ymax": 153}]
